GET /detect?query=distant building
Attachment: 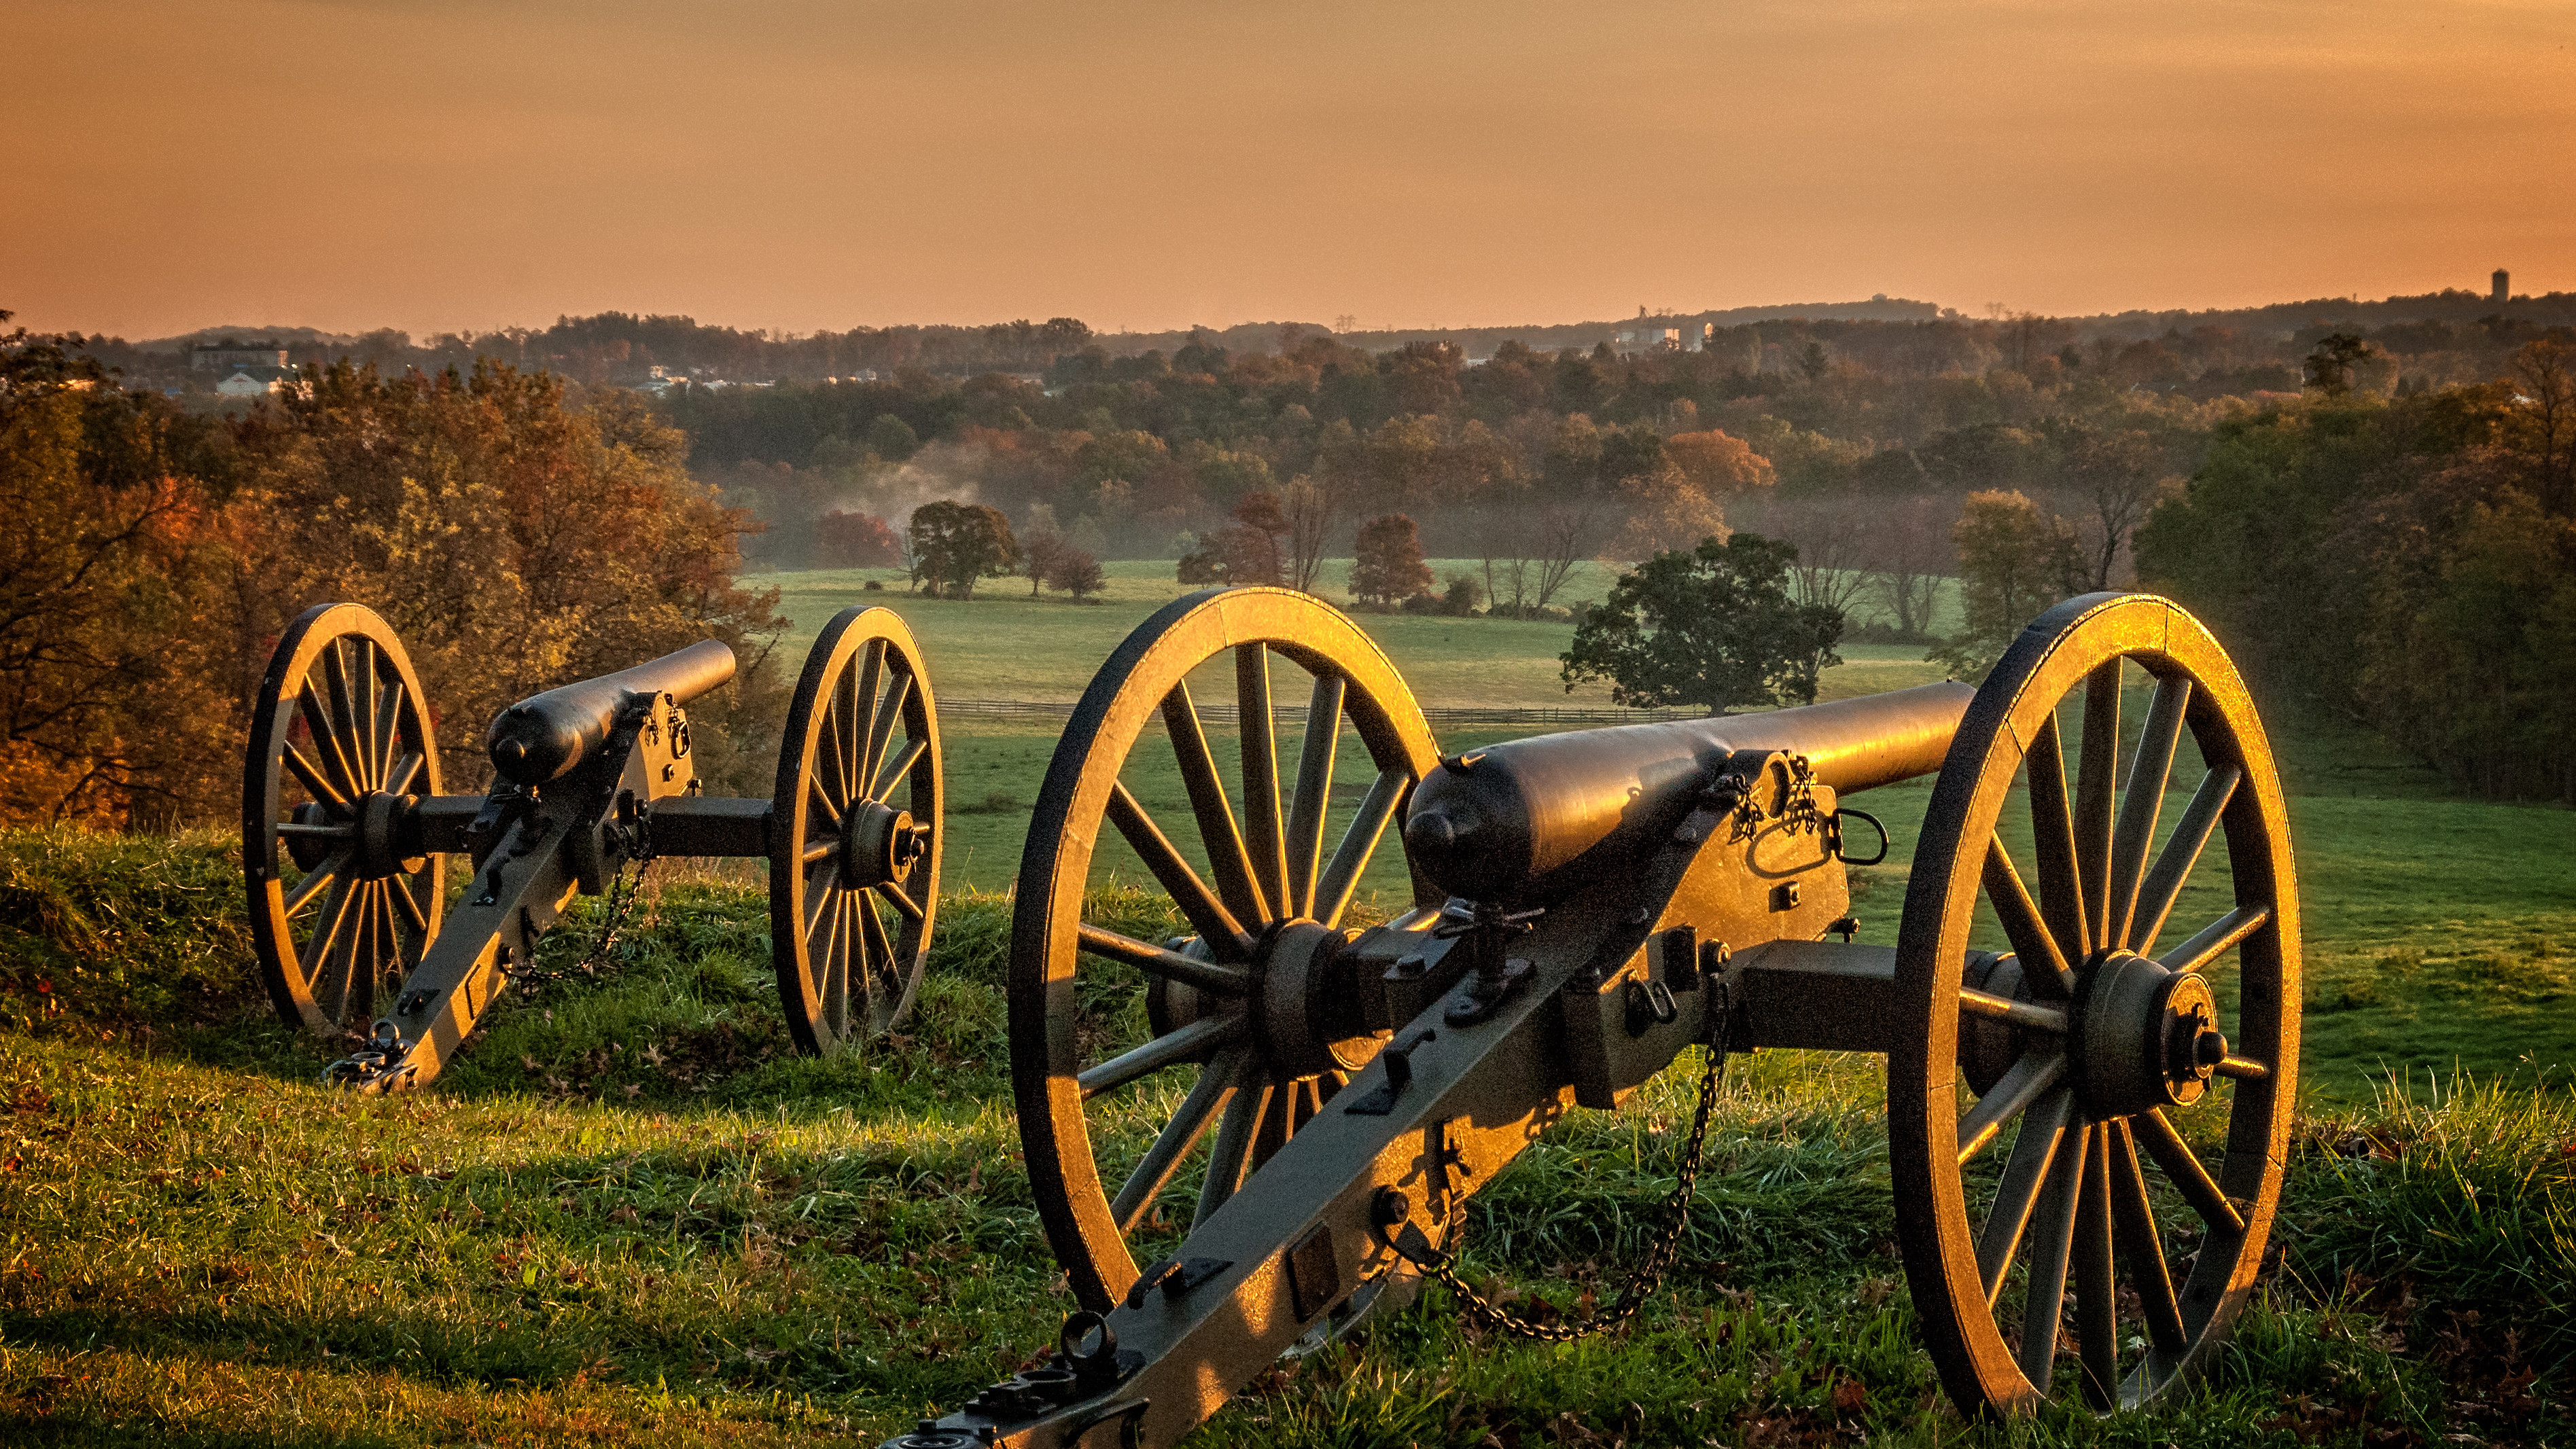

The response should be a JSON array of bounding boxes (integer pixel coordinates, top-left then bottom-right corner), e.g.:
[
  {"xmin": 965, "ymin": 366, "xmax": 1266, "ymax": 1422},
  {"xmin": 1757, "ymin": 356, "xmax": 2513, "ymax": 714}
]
[
  {"xmin": 192, "ymin": 341, "xmax": 288, "ymax": 372},
  {"xmin": 1614, "ymin": 326, "xmax": 1682, "ymax": 351},
  {"xmin": 2493, "ymin": 268, "xmax": 2511, "ymax": 304},
  {"xmin": 214, "ymin": 370, "xmax": 277, "ymax": 397}
]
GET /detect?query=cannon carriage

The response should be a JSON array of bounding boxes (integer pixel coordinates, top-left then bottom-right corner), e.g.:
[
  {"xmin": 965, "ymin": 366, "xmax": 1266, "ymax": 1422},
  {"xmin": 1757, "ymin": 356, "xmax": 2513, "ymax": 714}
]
[
  {"xmin": 241, "ymin": 601, "xmax": 943, "ymax": 1091},
  {"xmin": 893, "ymin": 586, "xmax": 2297, "ymax": 1444}
]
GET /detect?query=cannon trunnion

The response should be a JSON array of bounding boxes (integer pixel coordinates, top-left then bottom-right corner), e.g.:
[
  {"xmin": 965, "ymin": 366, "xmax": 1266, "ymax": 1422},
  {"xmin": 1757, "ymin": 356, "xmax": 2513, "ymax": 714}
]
[
  {"xmin": 242, "ymin": 602, "xmax": 944, "ymax": 1090},
  {"xmin": 893, "ymin": 588, "xmax": 2298, "ymax": 1445}
]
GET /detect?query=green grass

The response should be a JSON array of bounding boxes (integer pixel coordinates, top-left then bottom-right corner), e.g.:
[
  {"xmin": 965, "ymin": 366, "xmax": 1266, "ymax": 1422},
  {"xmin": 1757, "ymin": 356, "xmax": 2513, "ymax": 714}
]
[
  {"xmin": 1, "ymin": 827, "xmax": 2571, "ymax": 1445},
  {"xmin": 2, "ymin": 577, "xmax": 2571, "ymax": 1444}
]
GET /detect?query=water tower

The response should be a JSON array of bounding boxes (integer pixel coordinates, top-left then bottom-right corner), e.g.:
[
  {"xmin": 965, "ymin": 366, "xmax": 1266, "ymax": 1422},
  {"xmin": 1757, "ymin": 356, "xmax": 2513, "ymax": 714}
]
[{"xmin": 2492, "ymin": 268, "xmax": 2511, "ymax": 305}]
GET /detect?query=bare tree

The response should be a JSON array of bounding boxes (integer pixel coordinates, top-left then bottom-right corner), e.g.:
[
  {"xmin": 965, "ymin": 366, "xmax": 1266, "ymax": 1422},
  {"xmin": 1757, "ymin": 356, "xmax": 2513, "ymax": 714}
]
[
  {"xmin": 1763, "ymin": 495, "xmax": 1875, "ymax": 619},
  {"xmin": 1865, "ymin": 495, "xmax": 1953, "ymax": 640},
  {"xmin": 1280, "ymin": 475, "xmax": 1339, "ymax": 594},
  {"xmin": 1530, "ymin": 488, "xmax": 1612, "ymax": 609},
  {"xmin": 2061, "ymin": 428, "xmax": 2179, "ymax": 589}
]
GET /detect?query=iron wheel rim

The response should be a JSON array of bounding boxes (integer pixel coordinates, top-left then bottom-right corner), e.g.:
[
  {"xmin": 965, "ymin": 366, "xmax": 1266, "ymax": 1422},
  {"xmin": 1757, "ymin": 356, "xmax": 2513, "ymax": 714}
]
[
  {"xmin": 1890, "ymin": 592, "xmax": 2300, "ymax": 1416},
  {"xmin": 1009, "ymin": 588, "xmax": 1444, "ymax": 1310}
]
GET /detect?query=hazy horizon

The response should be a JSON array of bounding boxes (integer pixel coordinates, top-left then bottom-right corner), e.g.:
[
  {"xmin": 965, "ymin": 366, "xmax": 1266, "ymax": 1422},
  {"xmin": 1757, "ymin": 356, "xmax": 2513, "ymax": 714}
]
[{"xmin": 8, "ymin": 1, "xmax": 2572, "ymax": 340}]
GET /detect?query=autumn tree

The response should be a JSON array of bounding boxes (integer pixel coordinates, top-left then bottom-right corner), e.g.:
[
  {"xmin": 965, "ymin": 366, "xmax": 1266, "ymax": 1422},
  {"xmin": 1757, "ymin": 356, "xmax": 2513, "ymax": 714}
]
[
  {"xmin": 0, "ymin": 323, "xmax": 236, "ymax": 824},
  {"xmin": 1931, "ymin": 489, "xmax": 2087, "ymax": 680},
  {"xmin": 1021, "ymin": 526, "xmax": 1077, "ymax": 596},
  {"xmin": 1560, "ymin": 533, "xmax": 1844, "ymax": 713},
  {"xmin": 1664, "ymin": 429, "xmax": 1776, "ymax": 494},
  {"xmin": 815, "ymin": 509, "xmax": 902, "ymax": 567},
  {"xmin": 236, "ymin": 361, "xmax": 790, "ymax": 796},
  {"xmin": 1051, "ymin": 549, "xmax": 1107, "ymax": 601},
  {"xmin": 908, "ymin": 499, "xmax": 1019, "ymax": 598},
  {"xmin": 2302, "ymin": 333, "xmax": 2374, "ymax": 396},
  {"xmin": 1349, "ymin": 514, "xmax": 1432, "ymax": 606}
]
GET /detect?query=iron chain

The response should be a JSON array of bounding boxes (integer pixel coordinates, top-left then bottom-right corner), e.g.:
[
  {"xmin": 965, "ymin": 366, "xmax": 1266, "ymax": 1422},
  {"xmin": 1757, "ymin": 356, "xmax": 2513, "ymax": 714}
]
[
  {"xmin": 511, "ymin": 839, "xmax": 656, "ymax": 999},
  {"xmin": 1390, "ymin": 1042, "xmax": 1726, "ymax": 1341}
]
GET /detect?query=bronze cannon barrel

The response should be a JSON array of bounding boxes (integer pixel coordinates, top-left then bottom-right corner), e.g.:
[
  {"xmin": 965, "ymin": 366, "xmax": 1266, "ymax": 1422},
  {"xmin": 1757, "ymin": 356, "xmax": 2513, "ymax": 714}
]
[
  {"xmin": 486, "ymin": 639, "xmax": 737, "ymax": 785},
  {"xmin": 1402, "ymin": 681, "xmax": 1973, "ymax": 904}
]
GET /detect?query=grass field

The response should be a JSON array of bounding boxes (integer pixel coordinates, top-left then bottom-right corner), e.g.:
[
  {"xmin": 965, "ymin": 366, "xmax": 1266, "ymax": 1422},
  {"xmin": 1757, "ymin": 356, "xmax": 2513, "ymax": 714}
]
[{"xmin": 0, "ymin": 571, "xmax": 2569, "ymax": 1446}]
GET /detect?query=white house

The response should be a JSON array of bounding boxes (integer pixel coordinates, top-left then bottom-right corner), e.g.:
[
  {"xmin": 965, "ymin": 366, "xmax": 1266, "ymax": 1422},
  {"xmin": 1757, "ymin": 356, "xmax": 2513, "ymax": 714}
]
[{"xmin": 215, "ymin": 370, "xmax": 275, "ymax": 397}]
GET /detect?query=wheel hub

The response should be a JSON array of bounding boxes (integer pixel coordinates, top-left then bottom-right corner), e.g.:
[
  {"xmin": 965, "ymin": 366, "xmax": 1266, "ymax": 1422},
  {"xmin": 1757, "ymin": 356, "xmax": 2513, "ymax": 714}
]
[
  {"xmin": 1254, "ymin": 919, "xmax": 1375, "ymax": 1077},
  {"xmin": 1144, "ymin": 920, "xmax": 1376, "ymax": 1080},
  {"xmin": 841, "ymin": 801, "xmax": 926, "ymax": 886},
  {"xmin": 2072, "ymin": 950, "xmax": 2227, "ymax": 1116}
]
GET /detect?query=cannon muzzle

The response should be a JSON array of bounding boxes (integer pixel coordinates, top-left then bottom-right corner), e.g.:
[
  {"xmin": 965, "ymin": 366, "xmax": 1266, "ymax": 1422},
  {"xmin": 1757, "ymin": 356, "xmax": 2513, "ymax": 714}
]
[
  {"xmin": 486, "ymin": 639, "xmax": 737, "ymax": 785},
  {"xmin": 1403, "ymin": 681, "xmax": 1972, "ymax": 903}
]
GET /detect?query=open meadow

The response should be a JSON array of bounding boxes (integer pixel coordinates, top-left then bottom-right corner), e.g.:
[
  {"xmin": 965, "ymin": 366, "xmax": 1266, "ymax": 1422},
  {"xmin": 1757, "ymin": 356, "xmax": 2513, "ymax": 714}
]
[{"xmin": 0, "ymin": 575, "xmax": 2569, "ymax": 1446}]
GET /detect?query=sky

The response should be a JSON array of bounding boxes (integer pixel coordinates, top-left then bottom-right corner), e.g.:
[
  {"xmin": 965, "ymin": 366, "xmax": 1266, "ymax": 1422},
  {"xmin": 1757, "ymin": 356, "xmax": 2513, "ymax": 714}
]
[{"xmin": 6, "ymin": 0, "xmax": 2574, "ymax": 341}]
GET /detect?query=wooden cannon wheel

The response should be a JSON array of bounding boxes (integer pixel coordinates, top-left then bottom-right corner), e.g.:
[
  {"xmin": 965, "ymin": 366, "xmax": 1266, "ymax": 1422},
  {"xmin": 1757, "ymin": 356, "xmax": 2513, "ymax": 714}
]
[
  {"xmin": 1011, "ymin": 588, "xmax": 1444, "ymax": 1310},
  {"xmin": 1891, "ymin": 593, "xmax": 2300, "ymax": 1414},
  {"xmin": 242, "ymin": 603, "xmax": 448, "ymax": 1038},
  {"xmin": 771, "ymin": 605, "xmax": 943, "ymax": 1054}
]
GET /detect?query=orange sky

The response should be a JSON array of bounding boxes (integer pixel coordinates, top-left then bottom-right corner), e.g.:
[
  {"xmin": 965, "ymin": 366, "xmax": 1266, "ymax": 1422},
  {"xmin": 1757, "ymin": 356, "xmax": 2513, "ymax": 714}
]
[{"xmin": 7, "ymin": 1, "xmax": 2573, "ymax": 340}]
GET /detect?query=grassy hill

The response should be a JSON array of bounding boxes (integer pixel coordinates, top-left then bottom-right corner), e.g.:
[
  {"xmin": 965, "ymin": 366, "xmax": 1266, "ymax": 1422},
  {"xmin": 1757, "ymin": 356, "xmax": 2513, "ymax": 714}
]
[{"xmin": 0, "ymin": 576, "xmax": 2569, "ymax": 1445}]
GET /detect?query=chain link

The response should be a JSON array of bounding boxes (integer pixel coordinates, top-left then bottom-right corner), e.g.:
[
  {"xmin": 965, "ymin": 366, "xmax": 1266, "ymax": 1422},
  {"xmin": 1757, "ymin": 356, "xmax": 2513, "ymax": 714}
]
[
  {"xmin": 1389, "ymin": 1042, "xmax": 1727, "ymax": 1341},
  {"xmin": 510, "ymin": 845, "xmax": 656, "ymax": 999}
]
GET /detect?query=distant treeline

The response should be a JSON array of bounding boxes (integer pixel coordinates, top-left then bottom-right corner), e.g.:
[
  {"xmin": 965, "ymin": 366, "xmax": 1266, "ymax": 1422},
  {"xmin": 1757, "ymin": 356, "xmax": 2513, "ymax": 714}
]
[{"xmin": 62, "ymin": 285, "xmax": 2576, "ymax": 392}]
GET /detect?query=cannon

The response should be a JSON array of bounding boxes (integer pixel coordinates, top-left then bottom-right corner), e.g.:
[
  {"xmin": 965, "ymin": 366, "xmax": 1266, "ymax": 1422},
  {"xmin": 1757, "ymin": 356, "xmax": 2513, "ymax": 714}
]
[
  {"xmin": 889, "ymin": 586, "xmax": 2297, "ymax": 1443},
  {"xmin": 241, "ymin": 602, "xmax": 943, "ymax": 1090}
]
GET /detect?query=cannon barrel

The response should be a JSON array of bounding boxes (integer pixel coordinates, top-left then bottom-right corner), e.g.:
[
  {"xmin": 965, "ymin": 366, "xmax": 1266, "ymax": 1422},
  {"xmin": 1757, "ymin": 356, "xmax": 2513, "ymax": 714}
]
[
  {"xmin": 1402, "ymin": 681, "xmax": 1973, "ymax": 904},
  {"xmin": 486, "ymin": 639, "xmax": 737, "ymax": 785}
]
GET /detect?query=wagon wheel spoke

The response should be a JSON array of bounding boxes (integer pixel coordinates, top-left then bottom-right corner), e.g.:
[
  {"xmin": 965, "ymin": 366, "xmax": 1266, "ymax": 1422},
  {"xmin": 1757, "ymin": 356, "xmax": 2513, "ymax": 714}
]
[
  {"xmin": 2075, "ymin": 662, "xmax": 2122, "ymax": 950},
  {"xmin": 1978, "ymin": 1087, "xmax": 2075, "ymax": 1303},
  {"xmin": 1958, "ymin": 1050, "xmax": 2066, "ymax": 1164},
  {"xmin": 1236, "ymin": 645, "xmax": 1291, "ymax": 920},
  {"xmin": 1081, "ymin": 1015, "xmax": 1245, "ymax": 1100},
  {"xmin": 2158, "ymin": 903, "xmax": 2270, "ymax": 979},
  {"xmin": 1195, "ymin": 1077, "xmax": 1273, "ymax": 1228},
  {"xmin": 803, "ymin": 861, "xmax": 843, "ymax": 938},
  {"xmin": 300, "ymin": 876, "xmax": 359, "ymax": 1017},
  {"xmin": 807, "ymin": 774, "xmax": 843, "ymax": 835},
  {"xmin": 818, "ymin": 891, "xmax": 851, "ymax": 1038},
  {"xmin": 391, "ymin": 870, "xmax": 433, "ymax": 935},
  {"xmin": 283, "ymin": 851, "xmax": 351, "ymax": 917},
  {"xmin": 1982, "ymin": 838, "xmax": 2075, "ymax": 997},
  {"xmin": 864, "ymin": 668, "xmax": 911, "ymax": 793},
  {"xmin": 1282, "ymin": 674, "xmax": 1344, "ymax": 918},
  {"xmin": 281, "ymin": 740, "xmax": 351, "ymax": 817},
  {"xmin": 835, "ymin": 639, "xmax": 881, "ymax": 814},
  {"xmin": 2107, "ymin": 1119, "xmax": 2189, "ymax": 1360},
  {"xmin": 2128, "ymin": 766, "xmax": 2240, "ymax": 954},
  {"xmin": 326, "ymin": 642, "xmax": 378, "ymax": 793},
  {"xmin": 383, "ymin": 750, "xmax": 423, "ymax": 798},
  {"xmin": 367, "ymin": 649, "xmax": 404, "ymax": 790},
  {"xmin": 368, "ymin": 884, "xmax": 400, "ymax": 1007},
  {"xmin": 344, "ymin": 640, "xmax": 379, "ymax": 791},
  {"xmin": 2017, "ymin": 1111, "xmax": 2092, "ymax": 1395},
  {"xmin": 2107, "ymin": 678, "xmax": 2192, "ymax": 950},
  {"xmin": 1076, "ymin": 924, "xmax": 1253, "ymax": 995},
  {"xmin": 2073, "ymin": 1122, "xmax": 2119, "ymax": 1409},
  {"xmin": 1112, "ymin": 1048, "xmax": 1245, "ymax": 1234},
  {"xmin": 2131, "ymin": 1107, "xmax": 2245, "ymax": 1236},
  {"xmin": 1106, "ymin": 782, "xmax": 1252, "ymax": 960},
  {"xmin": 877, "ymin": 878, "xmax": 925, "ymax": 924},
  {"xmin": 871, "ymin": 734, "xmax": 928, "ymax": 804},
  {"xmin": 1163, "ymin": 680, "xmax": 1270, "ymax": 926},
  {"xmin": 298, "ymin": 682, "xmax": 362, "ymax": 804},
  {"xmin": 1314, "ymin": 768, "xmax": 1408, "ymax": 929},
  {"xmin": 2026, "ymin": 712, "xmax": 2091, "ymax": 965},
  {"xmin": 858, "ymin": 894, "xmax": 902, "ymax": 999}
]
